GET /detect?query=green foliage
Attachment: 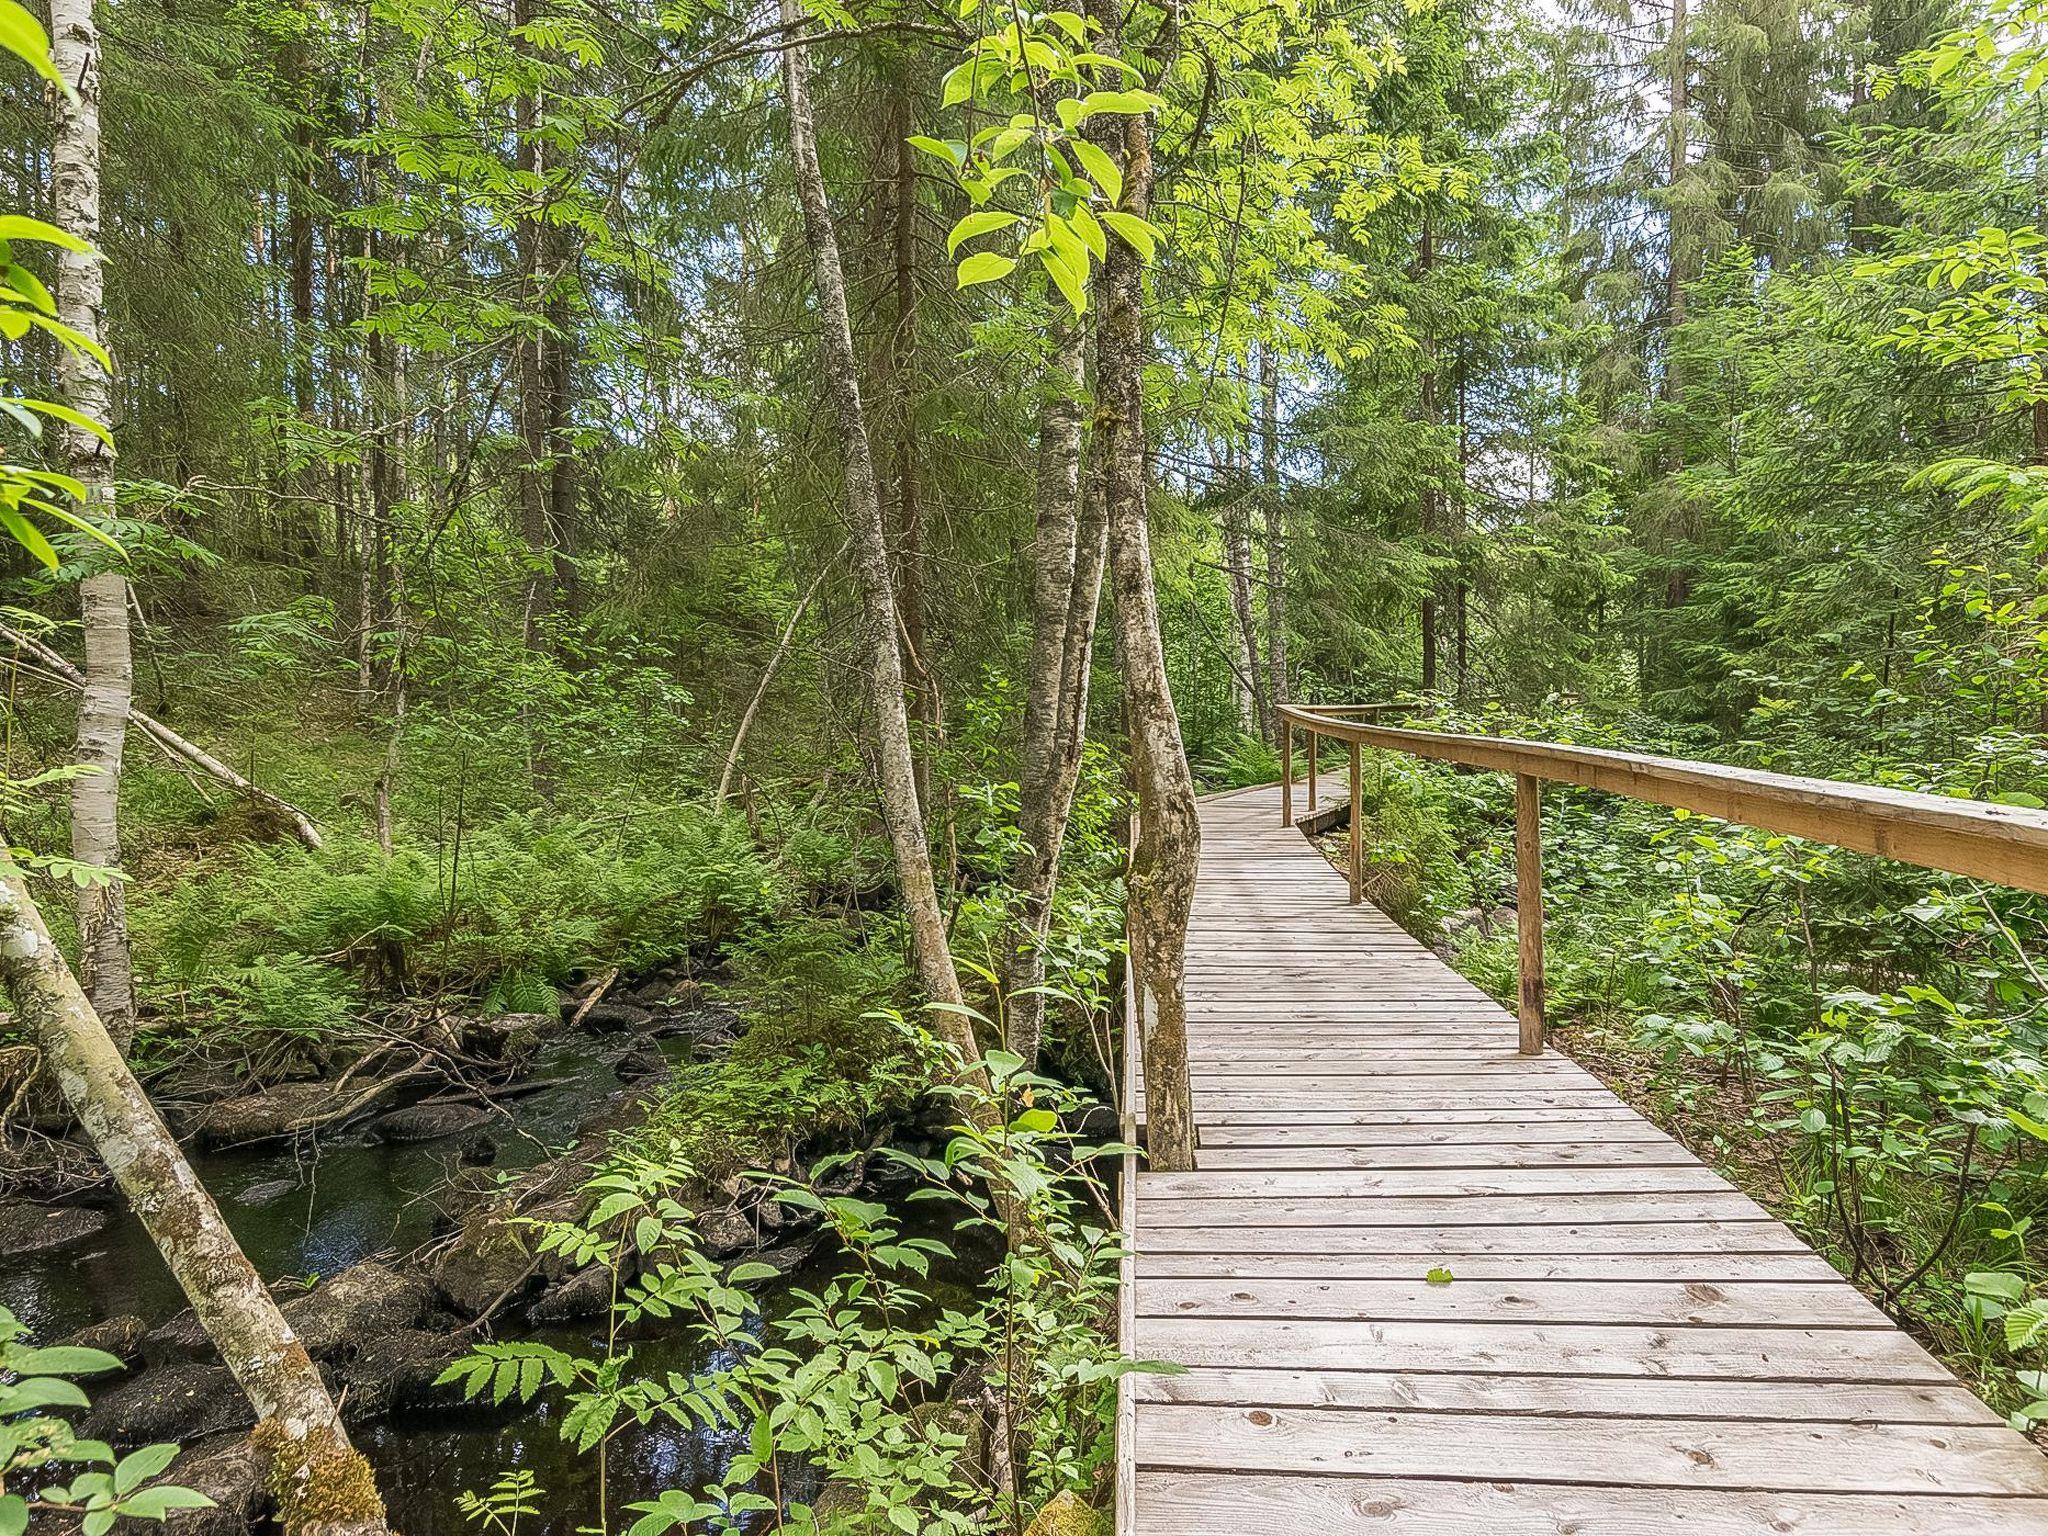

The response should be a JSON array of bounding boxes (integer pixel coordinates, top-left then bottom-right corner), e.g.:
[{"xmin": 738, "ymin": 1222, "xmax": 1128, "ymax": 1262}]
[
  {"xmin": 444, "ymin": 1029, "xmax": 1154, "ymax": 1534},
  {"xmin": 138, "ymin": 805, "xmax": 787, "ymax": 1024},
  {"xmin": 0, "ymin": 1306, "xmax": 212, "ymax": 1536}
]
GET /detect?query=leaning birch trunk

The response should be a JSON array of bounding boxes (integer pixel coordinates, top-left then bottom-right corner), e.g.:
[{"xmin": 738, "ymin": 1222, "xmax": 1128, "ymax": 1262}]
[
  {"xmin": 0, "ymin": 623, "xmax": 324, "ymax": 850},
  {"xmin": 1005, "ymin": 320, "xmax": 1092, "ymax": 1068},
  {"xmin": 1088, "ymin": 15, "xmax": 1199, "ymax": 1170},
  {"xmin": 777, "ymin": 2, "xmax": 987, "ymax": 1089},
  {"xmin": 50, "ymin": 0, "xmax": 133, "ymax": 1050},
  {"xmin": 0, "ymin": 871, "xmax": 388, "ymax": 1536}
]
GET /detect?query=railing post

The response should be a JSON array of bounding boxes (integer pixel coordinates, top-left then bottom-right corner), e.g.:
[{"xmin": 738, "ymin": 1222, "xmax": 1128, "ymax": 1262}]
[
  {"xmin": 1279, "ymin": 713, "xmax": 1293, "ymax": 826},
  {"xmin": 1515, "ymin": 773, "xmax": 1545, "ymax": 1055},
  {"xmin": 1348, "ymin": 739, "xmax": 1362, "ymax": 905},
  {"xmin": 1306, "ymin": 730, "xmax": 1319, "ymax": 820}
]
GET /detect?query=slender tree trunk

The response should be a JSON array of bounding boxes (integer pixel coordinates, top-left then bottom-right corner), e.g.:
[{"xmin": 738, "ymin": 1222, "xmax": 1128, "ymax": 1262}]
[
  {"xmin": 52, "ymin": 0, "xmax": 133, "ymax": 1051},
  {"xmin": 0, "ymin": 874, "xmax": 386, "ymax": 1536},
  {"xmin": 286, "ymin": 34, "xmax": 320, "ymax": 558},
  {"xmin": 779, "ymin": 2, "xmax": 985, "ymax": 1086},
  {"xmin": 1665, "ymin": 0, "xmax": 1689, "ymax": 398},
  {"xmin": 1452, "ymin": 345, "xmax": 1470, "ymax": 698},
  {"xmin": 1090, "ymin": 0, "xmax": 1199, "ymax": 1170},
  {"xmin": 1222, "ymin": 493, "xmax": 1263, "ymax": 733},
  {"xmin": 1260, "ymin": 341, "xmax": 1287, "ymax": 742},
  {"xmin": 513, "ymin": 0, "xmax": 555, "ymax": 647},
  {"xmin": 715, "ymin": 551, "xmax": 841, "ymax": 809},
  {"xmin": 1005, "ymin": 320, "xmax": 1097, "ymax": 1068},
  {"xmin": 1416, "ymin": 223, "xmax": 1439, "ymax": 695},
  {"xmin": 884, "ymin": 85, "xmax": 938, "ymax": 825}
]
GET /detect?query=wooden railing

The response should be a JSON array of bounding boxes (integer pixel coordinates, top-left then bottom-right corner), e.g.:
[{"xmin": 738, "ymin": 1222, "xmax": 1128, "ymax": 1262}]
[{"xmin": 1276, "ymin": 702, "xmax": 2048, "ymax": 1056}]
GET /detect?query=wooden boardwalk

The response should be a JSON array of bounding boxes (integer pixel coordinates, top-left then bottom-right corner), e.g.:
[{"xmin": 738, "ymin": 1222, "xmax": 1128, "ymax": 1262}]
[{"xmin": 1121, "ymin": 780, "xmax": 2048, "ymax": 1534}]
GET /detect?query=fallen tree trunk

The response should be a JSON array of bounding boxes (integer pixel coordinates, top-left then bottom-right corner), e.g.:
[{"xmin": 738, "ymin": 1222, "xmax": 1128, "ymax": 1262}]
[
  {"xmin": 0, "ymin": 622, "xmax": 325, "ymax": 851},
  {"xmin": 0, "ymin": 868, "xmax": 386, "ymax": 1536}
]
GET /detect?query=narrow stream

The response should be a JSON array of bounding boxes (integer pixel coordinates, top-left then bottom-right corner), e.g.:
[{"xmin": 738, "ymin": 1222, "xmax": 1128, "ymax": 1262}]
[{"xmin": 0, "ymin": 1042, "xmax": 983, "ymax": 1534}]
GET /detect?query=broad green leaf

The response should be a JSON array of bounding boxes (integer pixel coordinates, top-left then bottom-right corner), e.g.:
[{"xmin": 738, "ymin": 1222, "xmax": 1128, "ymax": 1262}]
[
  {"xmin": 0, "ymin": 0, "xmax": 65, "ymax": 94},
  {"xmin": 16, "ymin": 1344, "xmax": 126, "ymax": 1374},
  {"xmin": 955, "ymin": 251, "xmax": 1016, "ymax": 288},
  {"xmin": 947, "ymin": 210, "xmax": 1020, "ymax": 257},
  {"xmin": 0, "ymin": 215, "xmax": 93, "ymax": 253},
  {"xmin": 1099, "ymin": 210, "xmax": 1162, "ymax": 259},
  {"xmin": 1070, "ymin": 138, "xmax": 1122, "ymax": 203},
  {"xmin": 906, "ymin": 136, "xmax": 965, "ymax": 169}
]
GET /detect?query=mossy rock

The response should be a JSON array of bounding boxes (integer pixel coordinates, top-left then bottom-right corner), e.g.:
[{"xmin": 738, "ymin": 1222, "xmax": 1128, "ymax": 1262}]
[{"xmin": 1024, "ymin": 1491, "xmax": 1109, "ymax": 1536}]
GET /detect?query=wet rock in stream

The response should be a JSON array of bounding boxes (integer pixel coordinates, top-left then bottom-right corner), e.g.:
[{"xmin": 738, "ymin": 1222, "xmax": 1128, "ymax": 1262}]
[
  {"xmin": 463, "ymin": 1011, "xmax": 562, "ymax": 1063},
  {"xmin": 373, "ymin": 1101, "xmax": 493, "ymax": 1143},
  {"xmin": 611, "ymin": 1046, "xmax": 666, "ymax": 1082},
  {"xmin": 81, "ymin": 1360, "xmax": 254, "ymax": 1443},
  {"xmin": 525, "ymin": 1263, "xmax": 613, "ymax": 1322},
  {"xmin": 0, "ymin": 1200, "xmax": 108, "ymax": 1255},
  {"xmin": 147, "ymin": 1261, "xmax": 434, "ymax": 1364},
  {"xmin": 160, "ymin": 1435, "xmax": 274, "ymax": 1536},
  {"xmin": 576, "ymin": 1000, "xmax": 654, "ymax": 1032},
  {"xmin": 335, "ymin": 1328, "xmax": 467, "ymax": 1417},
  {"xmin": 60, "ymin": 1312, "xmax": 149, "ymax": 1365},
  {"xmin": 234, "ymin": 1177, "xmax": 298, "ymax": 1207}
]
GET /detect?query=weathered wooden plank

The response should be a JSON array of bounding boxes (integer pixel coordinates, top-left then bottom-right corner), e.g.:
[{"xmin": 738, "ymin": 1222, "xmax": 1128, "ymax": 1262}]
[
  {"xmin": 1136, "ymin": 1251, "xmax": 1847, "ymax": 1283},
  {"xmin": 1135, "ymin": 1193, "xmax": 1762, "ymax": 1227},
  {"xmin": 1136, "ymin": 1276, "xmax": 1891, "ymax": 1328},
  {"xmin": 1131, "ymin": 1472, "xmax": 2048, "ymax": 1535},
  {"xmin": 1136, "ymin": 1219, "xmax": 1808, "ymax": 1255},
  {"xmin": 1139, "ymin": 1403, "xmax": 2048, "ymax": 1494},
  {"xmin": 1140, "ymin": 1166, "xmax": 1736, "ymax": 1199},
  {"xmin": 1187, "ymin": 1114, "xmax": 1646, "ymax": 1138},
  {"xmin": 1192, "ymin": 1140, "xmax": 1699, "ymax": 1170},
  {"xmin": 1133, "ymin": 1316, "xmax": 1955, "ymax": 1381},
  {"xmin": 1129, "ymin": 1368, "xmax": 2000, "ymax": 1423}
]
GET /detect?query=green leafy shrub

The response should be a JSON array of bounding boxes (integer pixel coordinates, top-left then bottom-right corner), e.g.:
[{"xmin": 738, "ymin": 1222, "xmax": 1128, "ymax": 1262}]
[{"xmin": 0, "ymin": 1306, "xmax": 212, "ymax": 1536}]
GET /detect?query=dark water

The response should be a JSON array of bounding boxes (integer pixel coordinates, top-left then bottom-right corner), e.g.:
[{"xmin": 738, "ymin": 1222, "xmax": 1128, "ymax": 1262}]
[{"xmin": 0, "ymin": 1045, "xmax": 987, "ymax": 1535}]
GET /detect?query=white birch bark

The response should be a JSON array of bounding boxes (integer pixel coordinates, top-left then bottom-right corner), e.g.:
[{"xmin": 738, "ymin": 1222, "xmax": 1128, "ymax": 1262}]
[
  {"xmin": 50, "ymin": 0, "xmax": 133, "ymax": 1049},
  {"xmin": 1088, "ymin": 0, "xmax": 1200, "ymax": 1169},
  {"xmin": 0, "ymin": 872, "xmax": 387, "ymax": 1534},
  {"xmin": 777, "ymin": 1, "xmax": 987, "ymax": 1087}
]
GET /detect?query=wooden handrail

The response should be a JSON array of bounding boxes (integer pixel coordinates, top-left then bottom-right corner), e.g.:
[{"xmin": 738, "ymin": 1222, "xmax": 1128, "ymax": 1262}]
[{"xmin": 1276, "ymin": 701, "xmax": 2048, "ymax": 1055}]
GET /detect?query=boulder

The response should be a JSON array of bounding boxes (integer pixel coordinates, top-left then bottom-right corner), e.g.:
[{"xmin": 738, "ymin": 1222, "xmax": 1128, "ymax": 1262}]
[
  {"xmin": 161, "ymin": 1434, "xmax": 273, "ymax": 1536},
  {"xmin": 611, "ymin": 1046, "xmax": 666, "ymax": 1083},
  {"xmin": 80, "ymin": 1362, "xmax": 252, "ymax": 1444},
  {"xmin": 696, "ymin": 1205, "xmax": 756, "ymax": 1256},
  {"xmin": 626, "ymin": 976, "xmax": 701, "ymax": 1011},
  {"xmin": 1024, "ymin": 1492, "xmax": 1107, "ymax": 1536},
  {"xmin": 432, "ymin": 1215, "xmax": 537, "ymax": 1319},
  {"xmin": 333, "ymin": 1328, "xmax": 466, "ymax": 1418},
  {"xmin": 737, "ymin": 1236, "xmax": 817, "ymax": 1284},
  {"xmin": 148, "ymin": 1261, "xmax": 431, "ymax": 1365},
  {"xmin": 526, "ymin": 1264, "xmax": 614, "ymax": 1323},
  {"xmin": 60, "ymin": 1313, "xmax": 148, "ymax": 1367},
  {"xmin": 577, "ymin": 1001, "xmax": 654, "ymax": 1033},
  {"xmin": 282, "ymin": 1261, "xmax": 433, "ymax": 1360},
  {"xmin": 0, "ymin": 1200, "xmax": 108, "ymax": 1255},
  {"xmin": 464, "ymin": 1012, "xmax": 559, "ymax": 1062},
  {"xmin": 372, "ymin": 1101, "xmax": 492, "ymax": 1143}
]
